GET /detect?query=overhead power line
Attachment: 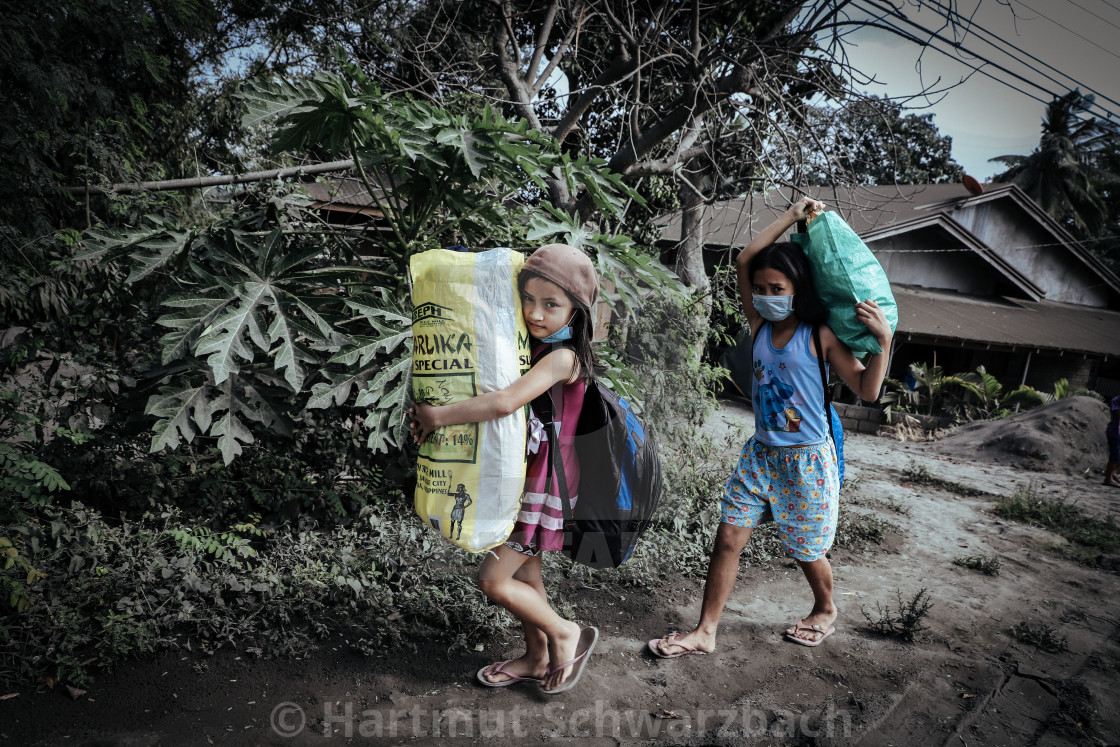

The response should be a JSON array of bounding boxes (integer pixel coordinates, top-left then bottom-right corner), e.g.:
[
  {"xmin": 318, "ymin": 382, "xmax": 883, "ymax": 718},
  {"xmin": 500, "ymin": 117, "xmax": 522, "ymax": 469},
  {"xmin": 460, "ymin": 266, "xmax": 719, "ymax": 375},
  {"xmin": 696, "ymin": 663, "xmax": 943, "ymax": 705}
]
[
  {"xmin": 1062, "ymin": 0, "xmax": 1120, "ymax": 33},
  {"xmin": 851, "ymin": 0, "xmax": 1119, "ymax": 123},
  {"xmin": 852, "ymin": 2, "xmax": 1053, "ymax": 106},
  {"xmin": 928, "ymin": 0, "xmax": 1120, "ymax": 115},
  {"xmin": 1012, "ymin": 0, "xmax": 1120, "ymax": 64}
]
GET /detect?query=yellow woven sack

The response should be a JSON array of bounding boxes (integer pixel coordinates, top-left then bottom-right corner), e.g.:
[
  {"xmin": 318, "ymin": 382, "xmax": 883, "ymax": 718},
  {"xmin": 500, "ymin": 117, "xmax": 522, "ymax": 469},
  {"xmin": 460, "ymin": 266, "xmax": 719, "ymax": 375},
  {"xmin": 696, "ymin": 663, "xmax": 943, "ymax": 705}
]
[{"xmin": 410, "ymin": 248, "xmax": 530, "ymax": 552}]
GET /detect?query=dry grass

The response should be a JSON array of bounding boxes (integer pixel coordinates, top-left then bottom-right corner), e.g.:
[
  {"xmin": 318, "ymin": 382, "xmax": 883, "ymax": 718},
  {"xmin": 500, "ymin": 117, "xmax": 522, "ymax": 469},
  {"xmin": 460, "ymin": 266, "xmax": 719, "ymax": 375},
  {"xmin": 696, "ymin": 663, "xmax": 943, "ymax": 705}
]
[{"xmin": 881, "ymin": 416, "xmax": 956, "ymax": 443}]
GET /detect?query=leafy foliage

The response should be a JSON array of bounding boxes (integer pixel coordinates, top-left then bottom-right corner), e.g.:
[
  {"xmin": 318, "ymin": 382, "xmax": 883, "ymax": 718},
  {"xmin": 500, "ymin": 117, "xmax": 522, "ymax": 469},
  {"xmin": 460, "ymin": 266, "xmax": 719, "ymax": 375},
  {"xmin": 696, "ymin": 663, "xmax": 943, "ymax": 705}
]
[
  {"xmin": 0, "ymin": 500, "xmax": 508, "ymax": 689},
  {"xmin": 78, "ymin": 66, "xmax": 677, "ymax": 462},
  {"xmin": 1010, "ymin": 621, "xmax": 1069, "ymax": 653},
  {"xmin": 882, "ymin": 362, "xmax": 1046, "ymax": 423},
  {"xmin": 953, "ymin": 554, "xmax": 1001, "ymax": 576},
  {"xmin": 0, "ymin": 377, "xmax": 95, "ymax": 514},
  {"xmin": 944, "ymin": 365, "xmax": 1044, "ymax": 421},
  {"xmin": 991, "ymin": 90, "xmax": 1120, "ymax": 236},
  {"xmin": 1040, "ymin": 377, "xmax": 1102, "ymax": 404},
  {"xmin": 793, "ymin": 96, "xmax": 964, "ymax": 186},
  {"xmin": 881, "ymin": 362, "xmax": 952, "ymax": 417},
  {"xmin": 0, "ymin": 0, "xmax": 318, "ymax": 238},
  {"xmin": 861, "ymin": 587, "xmax": 933, "ymax": 643},
  {"xmin": 994, "ymin": 482, "xmax": 1120, "ymax": 557}
]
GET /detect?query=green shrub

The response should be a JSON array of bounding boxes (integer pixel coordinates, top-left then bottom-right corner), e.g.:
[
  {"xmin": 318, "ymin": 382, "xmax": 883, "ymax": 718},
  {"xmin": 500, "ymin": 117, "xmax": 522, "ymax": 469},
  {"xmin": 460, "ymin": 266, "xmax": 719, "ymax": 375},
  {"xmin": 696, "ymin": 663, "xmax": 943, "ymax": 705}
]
[
  {"xmin": 0, "ymin": 500, "xmax": 508, "ymax": 689},
  {"xmin": 995, "ymin": 483, "xmax": 1120, "ymax": 556},
  {"xmin": 861, "ymin": 587, "xmax": 933, "ymax": 642},
  {"xmin": 952, "ymin": 554, "xmax": 1002, "ymax": 575},
  {"xmin": 1010, "ymin": 621, "xmax": 1068, "ymax": 653},
  {"xmin": 834, "ymin": 506, "xmax": 897, "ymax": 551},
  {"xmin": 903, "ymin": 460, "xmax": 985, "ymax": 496}
]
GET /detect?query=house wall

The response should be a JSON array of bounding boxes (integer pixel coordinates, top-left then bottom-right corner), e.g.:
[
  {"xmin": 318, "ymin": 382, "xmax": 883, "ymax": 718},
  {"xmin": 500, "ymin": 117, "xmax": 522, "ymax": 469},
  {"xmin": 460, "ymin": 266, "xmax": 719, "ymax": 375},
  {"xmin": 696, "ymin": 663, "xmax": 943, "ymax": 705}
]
[
  {"xmin": 951, "ymin": 203, "xmax": 1110, "ymax": 307},
  {"xmin": 871, "ymin": 230, "xmax": 998, "ymax": 296},
  {"xmin": 1024, "ymin": 354, "xmax": 1095, "ymax": 392}
]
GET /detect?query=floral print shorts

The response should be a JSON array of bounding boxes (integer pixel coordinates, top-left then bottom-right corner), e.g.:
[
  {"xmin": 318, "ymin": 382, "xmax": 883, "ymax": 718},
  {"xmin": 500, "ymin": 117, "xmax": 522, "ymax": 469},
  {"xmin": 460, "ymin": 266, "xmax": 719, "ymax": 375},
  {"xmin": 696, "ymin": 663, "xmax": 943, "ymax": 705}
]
[{"xmin": 721, "ymin": 437, "xmax": 840, "ymax": 562}]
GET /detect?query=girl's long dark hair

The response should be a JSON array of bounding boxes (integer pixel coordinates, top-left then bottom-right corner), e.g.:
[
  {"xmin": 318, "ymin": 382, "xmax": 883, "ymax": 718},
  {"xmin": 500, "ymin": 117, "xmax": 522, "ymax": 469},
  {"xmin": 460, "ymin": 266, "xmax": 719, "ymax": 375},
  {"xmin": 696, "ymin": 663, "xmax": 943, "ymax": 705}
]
[
  {"xmin": 518, "ymin": 270, "xmax": 598, "ymax": 382},
  {"xmin": 747, "ymin": 241, "xmax": 829, "ymax": 325}
]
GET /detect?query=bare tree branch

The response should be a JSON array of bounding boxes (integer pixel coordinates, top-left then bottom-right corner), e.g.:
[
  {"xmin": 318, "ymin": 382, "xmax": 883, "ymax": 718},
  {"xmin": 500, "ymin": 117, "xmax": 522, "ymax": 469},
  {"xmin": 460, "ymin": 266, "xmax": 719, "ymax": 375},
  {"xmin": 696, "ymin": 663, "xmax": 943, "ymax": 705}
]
[{"xmin": 526, "ymin": 0, "xmax": 563, "ymax": 89}]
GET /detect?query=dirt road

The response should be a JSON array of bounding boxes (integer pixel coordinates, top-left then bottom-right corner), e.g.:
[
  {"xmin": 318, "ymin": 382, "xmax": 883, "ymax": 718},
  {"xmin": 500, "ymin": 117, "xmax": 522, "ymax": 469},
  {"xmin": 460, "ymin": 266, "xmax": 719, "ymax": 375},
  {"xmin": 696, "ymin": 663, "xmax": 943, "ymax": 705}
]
[{"xmin": 5, "ymin": 399, "xmax": 1119, "ymax": 746}]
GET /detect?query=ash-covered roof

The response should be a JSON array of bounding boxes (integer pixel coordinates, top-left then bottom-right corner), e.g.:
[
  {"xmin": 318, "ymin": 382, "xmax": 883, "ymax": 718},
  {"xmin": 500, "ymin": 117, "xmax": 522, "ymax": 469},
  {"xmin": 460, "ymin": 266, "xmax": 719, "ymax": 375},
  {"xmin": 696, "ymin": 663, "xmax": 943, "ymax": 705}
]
[
  {"xmin": 657, "ymin": 184, "xmax": 973, "ymax": 246},
  {"xmin": 893, "ymin": 285, "xmax": 1120, "ymax": 358}
]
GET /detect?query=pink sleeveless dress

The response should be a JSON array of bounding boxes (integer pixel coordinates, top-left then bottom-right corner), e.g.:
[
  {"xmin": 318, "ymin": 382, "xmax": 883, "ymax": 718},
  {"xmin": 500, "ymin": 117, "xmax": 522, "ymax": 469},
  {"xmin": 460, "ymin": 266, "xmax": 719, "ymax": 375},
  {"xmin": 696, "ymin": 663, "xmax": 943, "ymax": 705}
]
[{"xmin": 504, "ymin": 345, "xmax": 586, "ymax": 554}]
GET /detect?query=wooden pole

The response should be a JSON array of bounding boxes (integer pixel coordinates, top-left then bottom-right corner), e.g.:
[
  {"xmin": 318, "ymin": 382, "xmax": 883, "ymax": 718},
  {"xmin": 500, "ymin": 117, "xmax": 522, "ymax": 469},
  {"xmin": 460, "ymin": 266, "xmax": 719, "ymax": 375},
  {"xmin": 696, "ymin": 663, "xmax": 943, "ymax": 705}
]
[{"xmin": 64, "ymin": 160, "xmax": 356, "ymax": 195}]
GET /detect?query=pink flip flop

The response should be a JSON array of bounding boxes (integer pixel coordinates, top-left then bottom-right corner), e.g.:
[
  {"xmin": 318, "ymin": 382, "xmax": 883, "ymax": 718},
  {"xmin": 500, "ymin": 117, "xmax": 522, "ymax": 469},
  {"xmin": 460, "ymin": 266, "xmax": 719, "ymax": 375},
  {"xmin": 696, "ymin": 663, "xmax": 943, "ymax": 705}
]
[
  {"xmin": 647, "ymin": 632, "xmax": 709, "ymax": 659},
  {"xmin": 541, "ymin": 626, "xmax": 599, "ymax": 694},
  {"xmin": 476, "ymin": 659, "xmax": 542, "ymax": 687},
  {"xmin": 784, "ymin": 619, "xmax": 836, "ymax": 647}
]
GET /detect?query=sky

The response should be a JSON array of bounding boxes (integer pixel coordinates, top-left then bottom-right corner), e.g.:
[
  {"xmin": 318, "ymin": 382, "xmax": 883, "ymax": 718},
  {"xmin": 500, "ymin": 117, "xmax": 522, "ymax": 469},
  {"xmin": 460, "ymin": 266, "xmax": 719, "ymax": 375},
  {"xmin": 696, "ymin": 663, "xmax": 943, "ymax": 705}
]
[{"xmin": 834, "ymin": 0, "xmax": 1120, "ymax": 181}]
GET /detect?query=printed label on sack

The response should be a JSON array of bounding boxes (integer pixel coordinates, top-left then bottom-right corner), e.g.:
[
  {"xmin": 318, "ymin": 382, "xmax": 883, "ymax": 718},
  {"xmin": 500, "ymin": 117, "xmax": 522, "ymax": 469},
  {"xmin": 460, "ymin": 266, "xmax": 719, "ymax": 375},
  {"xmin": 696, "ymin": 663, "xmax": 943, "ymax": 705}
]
[{"xmin": 414, "ymin": 371, "xmax": 479, "ymax": 463}]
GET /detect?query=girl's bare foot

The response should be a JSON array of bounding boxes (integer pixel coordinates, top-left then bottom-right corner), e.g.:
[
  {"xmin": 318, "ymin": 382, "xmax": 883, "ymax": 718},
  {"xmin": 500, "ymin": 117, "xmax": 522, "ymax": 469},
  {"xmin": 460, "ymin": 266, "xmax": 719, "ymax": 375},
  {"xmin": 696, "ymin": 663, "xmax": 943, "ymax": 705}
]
[
  {"xmin": 480, "ymin": 653, "xmax": 547, "ymax": 684},
  {"xmin": 785, "ymin": 609, "xmax": 838, "ymax": 643},
  {"xmin": 541, "ymin": 621, "xmax": 583, "ymax": 692}
]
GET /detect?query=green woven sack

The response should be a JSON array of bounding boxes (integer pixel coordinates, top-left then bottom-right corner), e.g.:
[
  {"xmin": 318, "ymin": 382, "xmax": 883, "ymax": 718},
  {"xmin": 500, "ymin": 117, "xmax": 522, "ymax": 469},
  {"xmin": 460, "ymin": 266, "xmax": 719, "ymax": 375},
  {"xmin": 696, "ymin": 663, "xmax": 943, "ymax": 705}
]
[{"xmin": 791, "ymin": 211, "xmax": 897, "ymax": 356}]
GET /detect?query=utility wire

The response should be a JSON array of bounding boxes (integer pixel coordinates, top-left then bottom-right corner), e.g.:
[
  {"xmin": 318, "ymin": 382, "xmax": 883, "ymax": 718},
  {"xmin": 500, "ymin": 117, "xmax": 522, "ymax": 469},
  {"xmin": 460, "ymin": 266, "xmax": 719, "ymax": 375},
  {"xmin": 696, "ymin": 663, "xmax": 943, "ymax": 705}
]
[
  {"xmin": 852, "ymin": 0, "xmax": 1118, "ymax": 121},
  {"xmin": 852, "ymin": 2, "xmax": 1053, "ymax": 107},
  {"xmin": 1062, "ymin": 0, "xmax": 1120, "ymax": 33},
  {"xmin": 1012, "ymin": 0, "xmax": 1120, "ymax": 63},
  {"xmin": 929, "ymin": 0, "xmax": 1120, "ymax": 115}
]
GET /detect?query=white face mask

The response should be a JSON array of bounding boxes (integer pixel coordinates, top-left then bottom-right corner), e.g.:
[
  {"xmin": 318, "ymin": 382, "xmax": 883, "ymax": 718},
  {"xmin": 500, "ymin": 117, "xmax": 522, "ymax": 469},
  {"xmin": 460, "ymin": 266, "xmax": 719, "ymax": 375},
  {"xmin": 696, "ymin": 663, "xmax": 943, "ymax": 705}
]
[{"xmin": 752, "ymin": 293, "xmax": 795, "ymax": 322}]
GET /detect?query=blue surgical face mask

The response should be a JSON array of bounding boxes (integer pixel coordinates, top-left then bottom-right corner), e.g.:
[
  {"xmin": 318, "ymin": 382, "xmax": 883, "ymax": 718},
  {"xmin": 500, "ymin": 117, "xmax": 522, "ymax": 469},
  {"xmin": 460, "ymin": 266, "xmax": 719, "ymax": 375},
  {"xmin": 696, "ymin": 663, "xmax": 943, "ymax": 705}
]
[
  {"xmin": 752, "ymin": 293, "xmax": 795, "ymax": 322},
  {"xmin": 540, "ymin": 320, "xmax": 573, "ymax": 343}
]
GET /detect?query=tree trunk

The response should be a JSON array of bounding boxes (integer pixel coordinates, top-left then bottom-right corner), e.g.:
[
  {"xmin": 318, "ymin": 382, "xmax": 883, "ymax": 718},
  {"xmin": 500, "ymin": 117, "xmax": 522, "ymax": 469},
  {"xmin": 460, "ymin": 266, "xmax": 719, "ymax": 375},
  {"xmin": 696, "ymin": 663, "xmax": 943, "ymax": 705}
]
[{"xmin": 676, "ymin": 163, "xmax": 711, "ymax": 364}]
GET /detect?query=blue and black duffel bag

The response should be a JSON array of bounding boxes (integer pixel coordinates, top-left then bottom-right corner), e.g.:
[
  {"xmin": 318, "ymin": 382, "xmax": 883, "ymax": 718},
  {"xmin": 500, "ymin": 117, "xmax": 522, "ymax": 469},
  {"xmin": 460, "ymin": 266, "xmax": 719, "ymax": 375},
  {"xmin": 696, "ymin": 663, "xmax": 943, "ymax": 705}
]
[{"xmin": 547, "ymin": 379, "xmax": 663, "ymax": 569}]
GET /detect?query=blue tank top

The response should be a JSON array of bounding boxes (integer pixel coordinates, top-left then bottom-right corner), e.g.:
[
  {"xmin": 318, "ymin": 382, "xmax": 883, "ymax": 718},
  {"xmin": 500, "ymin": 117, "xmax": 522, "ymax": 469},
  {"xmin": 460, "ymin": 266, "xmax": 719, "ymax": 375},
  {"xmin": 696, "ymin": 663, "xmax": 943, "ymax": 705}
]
[{"xmin": 751, "ymin": 322, "xmax": 829, "ymax": 447}]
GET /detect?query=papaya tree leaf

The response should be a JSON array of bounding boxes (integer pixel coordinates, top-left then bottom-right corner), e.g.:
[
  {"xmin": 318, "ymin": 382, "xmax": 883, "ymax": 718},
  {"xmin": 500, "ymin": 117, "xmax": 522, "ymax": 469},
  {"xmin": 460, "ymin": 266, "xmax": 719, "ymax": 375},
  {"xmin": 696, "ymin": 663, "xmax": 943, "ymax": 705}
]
[
  {"xmin": 206, "ymin": 377, "xmax": 260, "ymax": 465},
  {"xmin": 194, "ymin": 282, "xmax": 273, "ymax": 384},
  {"xmin": 237, "ymin": 75, "xmax": 324, "ymax": 129},
  {"xmin": 264, "ymin": 288, "xmax": 326, "ymax": 392},
  {"xmin": 329, "ymin": 317, "xmax": 411, "ymax": 367},
  {"xmin": 356, "ymin": 352, "xmax": 412, "ymax": 454},
  {"xmin": 145, "ymin": 385, "xmax": 211, "ymax": 453},
  {"xmin": 435, "ymin": 126, "xmax": 493, "ymax": 178},
  {"xmin": 126, "ymin": 227, "xmax": 193, "ymax": 283},
  {"xmin": 155, "ymin": 296, "xmax": 228, "ymax": 365},
  {"xmin": 306, "ymin": 362, "xmax": 379, "ymax": 409}
]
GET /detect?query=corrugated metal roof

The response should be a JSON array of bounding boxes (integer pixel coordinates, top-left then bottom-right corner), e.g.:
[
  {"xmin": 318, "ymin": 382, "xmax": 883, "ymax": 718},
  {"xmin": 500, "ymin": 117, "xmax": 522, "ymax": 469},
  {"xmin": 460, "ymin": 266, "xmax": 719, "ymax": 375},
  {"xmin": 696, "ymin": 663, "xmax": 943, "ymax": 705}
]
[
  {"xmin": 893, "ymin": 286, "xmax": 1120, "ymax": 357},
  {"xmin": 657, "ymin": 184, "xmax": 975, "ymax": 246},
  {"xmin": 302, "ymin": 177, "xmax": 384, "ymax": 212}
]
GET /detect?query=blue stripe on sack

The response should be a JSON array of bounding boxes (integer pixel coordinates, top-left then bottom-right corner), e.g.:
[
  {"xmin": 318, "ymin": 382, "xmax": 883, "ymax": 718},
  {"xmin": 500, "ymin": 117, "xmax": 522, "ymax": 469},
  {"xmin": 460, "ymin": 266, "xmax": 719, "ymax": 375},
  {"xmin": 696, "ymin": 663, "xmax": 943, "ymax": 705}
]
[
  {"xmin": 622, "ymin": 398, "xmax": 646, "ymax": 440},
  {"xmin": 618, "ymin": 475, "xmax": 633, "ymax": 511}
]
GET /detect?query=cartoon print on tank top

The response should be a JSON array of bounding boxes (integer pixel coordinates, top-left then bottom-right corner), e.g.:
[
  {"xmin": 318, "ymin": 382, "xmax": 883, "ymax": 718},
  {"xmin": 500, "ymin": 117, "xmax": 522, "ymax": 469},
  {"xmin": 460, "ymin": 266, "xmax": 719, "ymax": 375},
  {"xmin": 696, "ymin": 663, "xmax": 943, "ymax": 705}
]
[{"xmin": 753, "ymin": 359, "xmax": 804, "ymax": 433}]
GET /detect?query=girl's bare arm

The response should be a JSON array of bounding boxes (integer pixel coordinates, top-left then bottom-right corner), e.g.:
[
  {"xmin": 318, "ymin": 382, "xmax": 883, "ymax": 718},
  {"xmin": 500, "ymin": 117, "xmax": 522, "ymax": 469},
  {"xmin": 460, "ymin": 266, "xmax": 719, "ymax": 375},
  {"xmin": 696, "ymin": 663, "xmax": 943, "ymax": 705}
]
[
  {"xmin": 734, "ymin": 197, "xmax": 824, "ymax": 331},
  {"xmin": 819, "ymin": 301, "xmax": 893, "ymax": 402},
  {"xmin": 409, "ymin": 348, "xmax": 576, "ymax": 444}
]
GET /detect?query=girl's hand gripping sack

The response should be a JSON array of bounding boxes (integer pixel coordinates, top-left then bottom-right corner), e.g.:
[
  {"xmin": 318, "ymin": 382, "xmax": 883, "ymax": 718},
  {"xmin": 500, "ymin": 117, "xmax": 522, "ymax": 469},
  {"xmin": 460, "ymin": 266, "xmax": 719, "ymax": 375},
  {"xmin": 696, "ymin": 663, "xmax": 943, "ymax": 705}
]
[{"xmin": 792, "ymin": 211, "xmax": 898, "ymax": 356}]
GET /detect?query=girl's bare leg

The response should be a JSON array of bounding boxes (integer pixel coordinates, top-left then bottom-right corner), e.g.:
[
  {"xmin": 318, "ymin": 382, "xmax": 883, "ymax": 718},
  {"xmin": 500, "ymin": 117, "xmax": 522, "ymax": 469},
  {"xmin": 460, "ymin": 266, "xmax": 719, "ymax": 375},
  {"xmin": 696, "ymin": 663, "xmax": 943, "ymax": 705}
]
[
  {"xmin": 477, "ymin": 551, "xmax": 550, "ymax": 683},
  {"xmin": 786, "ymin": 557, "xmax": 838, "ymax": 642},
  {"xmin": 478, "ymin": 545, "xmax": 581, "ymax": 687},
  {"xmin": 656, "ymin": 522, "xmax": 754, "ymax": 655}
]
